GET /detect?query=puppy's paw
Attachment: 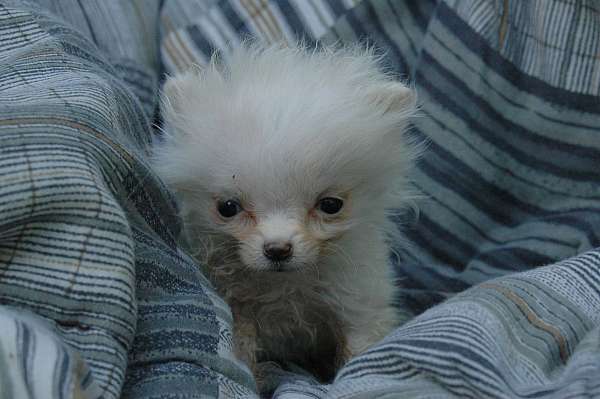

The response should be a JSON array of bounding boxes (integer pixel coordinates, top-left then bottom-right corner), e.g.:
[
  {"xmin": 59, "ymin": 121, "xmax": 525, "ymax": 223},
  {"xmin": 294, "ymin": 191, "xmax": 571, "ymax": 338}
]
[{"xmin": 253, "ymin": 361, "xmax": 285, "ymax": 394}]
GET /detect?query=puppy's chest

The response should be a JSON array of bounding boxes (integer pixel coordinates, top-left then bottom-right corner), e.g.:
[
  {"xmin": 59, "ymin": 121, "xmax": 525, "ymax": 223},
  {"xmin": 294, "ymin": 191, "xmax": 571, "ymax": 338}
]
[
  {"xmin": 212, "ymin": 269, "xmax": 349, "ymax": 381},
  {"xmin": 213, "ymin": 268, "xmax": 338, "ymax": 323}
]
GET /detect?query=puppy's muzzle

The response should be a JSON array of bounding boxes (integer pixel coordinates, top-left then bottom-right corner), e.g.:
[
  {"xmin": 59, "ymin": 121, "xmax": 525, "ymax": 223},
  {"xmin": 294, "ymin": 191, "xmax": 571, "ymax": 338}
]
[{"xmin": 263, "ymin": 242, "xmax": 293, "ymax": 262}]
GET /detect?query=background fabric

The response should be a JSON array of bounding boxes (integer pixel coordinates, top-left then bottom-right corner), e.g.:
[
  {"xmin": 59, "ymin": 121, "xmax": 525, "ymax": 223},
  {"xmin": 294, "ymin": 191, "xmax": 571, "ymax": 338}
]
[
  {"xmin": 0, "ymin": 0, "xmax": 599, "ymax": 398},
  {"xmin": 0, "ymin": 1, "xmax": 255, "ymax": 398}
]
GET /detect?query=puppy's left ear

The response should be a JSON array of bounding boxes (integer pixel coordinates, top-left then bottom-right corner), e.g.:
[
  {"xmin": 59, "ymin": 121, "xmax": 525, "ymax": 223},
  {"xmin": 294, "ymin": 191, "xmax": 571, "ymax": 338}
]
[
  {"xmin": 161, "ymin": 70, "xmax": 197, "ymax": 115},
  {"xmin": 367, "ymin": 82, "xmax": 416, "ymax": 115}
]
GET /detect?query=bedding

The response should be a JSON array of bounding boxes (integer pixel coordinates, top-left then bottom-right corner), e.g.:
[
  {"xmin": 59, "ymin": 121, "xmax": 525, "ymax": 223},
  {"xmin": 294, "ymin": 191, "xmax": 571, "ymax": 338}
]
[{"xmin": 1, "ymin": 0, "xmax": 599, "ymax": 398}]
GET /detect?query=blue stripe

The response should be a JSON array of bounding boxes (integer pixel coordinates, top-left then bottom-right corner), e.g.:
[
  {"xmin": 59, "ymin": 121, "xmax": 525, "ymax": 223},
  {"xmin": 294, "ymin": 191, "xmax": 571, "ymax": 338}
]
[
  {"xmin": 405, "ymin": 0, "xmax": 436, "ymax": 32},
  {"xmin": 323, "ymin": 0, "xmax": 346, "ymax": 16},
  {"xmin": 187, "ymin": 25, "xmax": 214, "ymax": 59},
  {"xmin": 360, "ymin": 2, "xmax": 409, "ymax": 75},
  {"xmin": 479, "ymin": 248, "xmax": 554, "ymax": 270},
  {"xmin": 387, "ymin": 1, "xmax": 419, "ymax": 65},
  {"xmin": 408, "ymin": 186, "xmax": 578, "ymax": 249},
  {"xmin": 417, "ymin": 133, "xmax": 600, "ymax": 231},
  {"xmin": 436, "ymin": 2, "xmax": 600, "ymax": 113},
  {"xmin": 417, "ymin": 53, "xmax": 600, "ymax": 181},
  {"xmin": 276, "ymin": 0, "xmax": 313, "ymax": 39},
  {"xmin": 343, "ymin": 344, "xmax": 503, "ymax": 397},
  {"xmin": 218, "ymin": 1, "xmax": 250, "ymax": 37},
  {"xmin": 419, "ymin": 108, "xmax": 600, "ymax": 200},
  {"xmin": 421, "ymin": 38, "xmax": 600, "ymax": 162}
]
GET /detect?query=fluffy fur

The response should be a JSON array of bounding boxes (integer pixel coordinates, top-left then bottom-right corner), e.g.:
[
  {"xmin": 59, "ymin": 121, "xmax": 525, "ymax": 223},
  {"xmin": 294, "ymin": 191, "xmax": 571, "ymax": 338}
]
[{"xmin": 152, "ymin": 42, "xmax": 418, "ymax": 384}]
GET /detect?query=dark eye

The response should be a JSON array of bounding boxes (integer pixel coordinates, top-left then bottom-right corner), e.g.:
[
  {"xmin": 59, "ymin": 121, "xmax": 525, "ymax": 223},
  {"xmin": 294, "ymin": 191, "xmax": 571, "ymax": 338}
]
[
  {"xmin": 318, "ymin": 197, "xmax": 344, "ymax": 215},
  {"xmin": 217, "ymin": 199, "xmax": 242, "ymax": 218}
]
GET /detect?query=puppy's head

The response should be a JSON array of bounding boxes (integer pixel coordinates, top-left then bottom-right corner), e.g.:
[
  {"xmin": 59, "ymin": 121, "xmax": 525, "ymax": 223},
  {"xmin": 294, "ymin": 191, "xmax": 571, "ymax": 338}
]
[{"xmin": 154, "ymin": 43, "xmax": 418, "ymax": 272}]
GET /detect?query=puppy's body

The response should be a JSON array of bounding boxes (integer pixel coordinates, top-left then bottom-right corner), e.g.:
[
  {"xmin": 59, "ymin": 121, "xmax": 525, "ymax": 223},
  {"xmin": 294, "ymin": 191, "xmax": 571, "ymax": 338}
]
[
  {"xmin": 202, "ymin": 217, "xmax": 399, "ymax": 381},
  {"xmin": 153, "ymin": 43, "xmax": 417, "ymax": 383}
]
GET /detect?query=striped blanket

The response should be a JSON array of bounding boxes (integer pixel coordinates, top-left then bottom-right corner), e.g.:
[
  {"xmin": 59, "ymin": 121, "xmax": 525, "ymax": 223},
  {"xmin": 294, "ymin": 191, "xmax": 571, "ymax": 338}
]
[{"xmin": 1, "ymin": 0, "xmax": 599, "ymax": 398}]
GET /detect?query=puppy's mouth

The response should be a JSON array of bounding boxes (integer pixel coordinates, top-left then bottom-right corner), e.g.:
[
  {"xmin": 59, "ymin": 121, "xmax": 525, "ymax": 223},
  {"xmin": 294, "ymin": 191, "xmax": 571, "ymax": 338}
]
[
  {"xmin": 267, "ymin": 260, "xmax": 297, "ymax": 272},
  {"xmin": 240, "ymin": 257, "xmax": 305, "ymax": 273}
]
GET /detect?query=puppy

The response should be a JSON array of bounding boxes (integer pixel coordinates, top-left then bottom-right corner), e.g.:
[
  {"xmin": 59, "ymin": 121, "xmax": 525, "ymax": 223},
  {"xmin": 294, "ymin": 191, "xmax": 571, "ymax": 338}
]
[{"xmin": 152, "ymin": 42, "xmax": 418, "ymax": 385}]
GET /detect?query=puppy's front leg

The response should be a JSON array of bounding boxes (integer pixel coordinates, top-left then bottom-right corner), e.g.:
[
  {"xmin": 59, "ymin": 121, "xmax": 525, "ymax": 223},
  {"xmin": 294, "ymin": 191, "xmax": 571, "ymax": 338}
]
[
  {"xmin": 231, "ymin": 314, "xmax": 274, "ymax": 392},
  {"xmin": 345, "ymin": 304, "xmax": 400, "ymax": 357},
  {"xmin": 232, "ymin": 315, "xmax": 259, "ymax": 373}
]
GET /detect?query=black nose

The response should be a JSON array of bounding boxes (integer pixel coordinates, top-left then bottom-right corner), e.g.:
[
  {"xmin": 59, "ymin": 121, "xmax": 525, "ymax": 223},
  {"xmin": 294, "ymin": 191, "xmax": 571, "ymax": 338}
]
[{"xmin": 263, "ymin": 242, "xmax": 293, "ymax": 262}]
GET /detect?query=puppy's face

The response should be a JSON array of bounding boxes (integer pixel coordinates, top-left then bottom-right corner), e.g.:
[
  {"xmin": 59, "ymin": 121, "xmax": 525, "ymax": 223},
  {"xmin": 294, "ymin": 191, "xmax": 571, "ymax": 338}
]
[
  {"xmin": 154, "ymin": 44, "xmax": 417, "ymax": 273},
  {"xmin": 206, "ymin": 183, "xmax": 352, "ymax": 272}
]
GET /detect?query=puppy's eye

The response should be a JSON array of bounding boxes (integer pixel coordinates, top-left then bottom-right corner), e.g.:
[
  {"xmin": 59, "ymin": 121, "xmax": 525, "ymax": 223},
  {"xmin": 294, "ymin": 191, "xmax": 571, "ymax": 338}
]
[
  {"xmin": 318, "ymin": 197, "xmax": 344, "ymax": 215},
  {"xmin": 217, "ymin": 199, "xmax": 242, "ymax": 218}
]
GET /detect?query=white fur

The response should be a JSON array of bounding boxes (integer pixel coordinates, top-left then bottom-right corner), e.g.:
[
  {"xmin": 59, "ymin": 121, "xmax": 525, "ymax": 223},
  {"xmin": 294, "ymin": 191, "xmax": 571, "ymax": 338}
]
[{"xmin": 152, "ymin": 42, "xmax": 419, "ymax": 381}]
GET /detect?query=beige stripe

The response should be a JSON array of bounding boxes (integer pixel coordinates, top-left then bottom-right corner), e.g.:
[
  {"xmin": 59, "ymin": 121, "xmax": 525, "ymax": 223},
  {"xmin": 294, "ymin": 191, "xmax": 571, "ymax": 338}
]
[
  {"xmin": 482, "ymin": 283, "xmax": 569, "ymax": 363},
  {"xmin": 239, "ymin": 0, "xmax": 275, "ymax": 40},
  {"xmin": 160, "ymin": 13, "xmax": 187, "ymax": 71},
  {"xmin": 162, "ymin": 15, "xmax": 198, "ymax": 69},
  {"xmin": 240, "ymin": 0, "xmax": 283, "ymax": 42},
  {"xmin": 255, "ymin": 0, "xmax": 284, "ymax": 40},
  {"xmin": 162, "ymin": 35, "xmax": 185, "ymax": 72},
  {"xmin": 498, "ymin": 0, "xmax": 509, "ymax": 50}
]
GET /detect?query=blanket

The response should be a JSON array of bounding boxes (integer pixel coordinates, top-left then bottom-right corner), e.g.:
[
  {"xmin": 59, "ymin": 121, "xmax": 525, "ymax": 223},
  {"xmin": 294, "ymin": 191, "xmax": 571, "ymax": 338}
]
[{"xmin": 1, "ymin": 0, "xmax": 599, "ymax": 398}]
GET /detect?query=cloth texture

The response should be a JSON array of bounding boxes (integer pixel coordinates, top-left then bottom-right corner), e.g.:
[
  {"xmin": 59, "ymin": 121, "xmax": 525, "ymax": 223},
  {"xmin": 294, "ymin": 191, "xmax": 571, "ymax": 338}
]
[
  {"xmin": 0, "ymin": 0, "xmax": 599, "ymax": 398},
  {"xmin": 0, "ymin": 1, "xmax": 254, "ymax": 398}
]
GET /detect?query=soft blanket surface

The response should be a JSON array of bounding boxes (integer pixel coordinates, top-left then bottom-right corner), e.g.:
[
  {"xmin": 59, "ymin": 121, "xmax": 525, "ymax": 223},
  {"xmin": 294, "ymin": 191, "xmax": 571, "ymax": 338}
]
[{"xmin": 1, "ymin": 0, "xmax": 599, "ymax": 398}]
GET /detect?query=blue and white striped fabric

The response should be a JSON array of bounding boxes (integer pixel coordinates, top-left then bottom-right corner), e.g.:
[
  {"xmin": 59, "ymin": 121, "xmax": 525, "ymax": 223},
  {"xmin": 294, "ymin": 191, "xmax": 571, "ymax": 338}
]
[
  {"xmin": 0, "ymin": 1, "xmax": 254, "ymax": 398},
  {"xmin": 160, "ymin": 0, "xmax": 600, "ymax": 397},
  {"xmin": 1, "ymin": 0, "xmax": 600, "ymax": 398}
]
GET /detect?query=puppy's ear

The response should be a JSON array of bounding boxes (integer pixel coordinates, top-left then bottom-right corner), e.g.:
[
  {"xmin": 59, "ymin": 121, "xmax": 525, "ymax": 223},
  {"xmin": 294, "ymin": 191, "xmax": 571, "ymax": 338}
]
[
  {"xmin": 367, "ymin": 82, "xmax": 416, "ymax": 115},
  {"xmin": 161, "ymin": 71, "xmax": 197, "ymax": 115}
]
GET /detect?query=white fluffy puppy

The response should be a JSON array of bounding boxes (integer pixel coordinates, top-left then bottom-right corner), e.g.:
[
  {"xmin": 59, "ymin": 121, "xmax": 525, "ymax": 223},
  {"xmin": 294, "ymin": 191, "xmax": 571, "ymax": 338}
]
[{"xmin": 153, "ymin": 42, "xmax": 418, "ymax": 383}]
